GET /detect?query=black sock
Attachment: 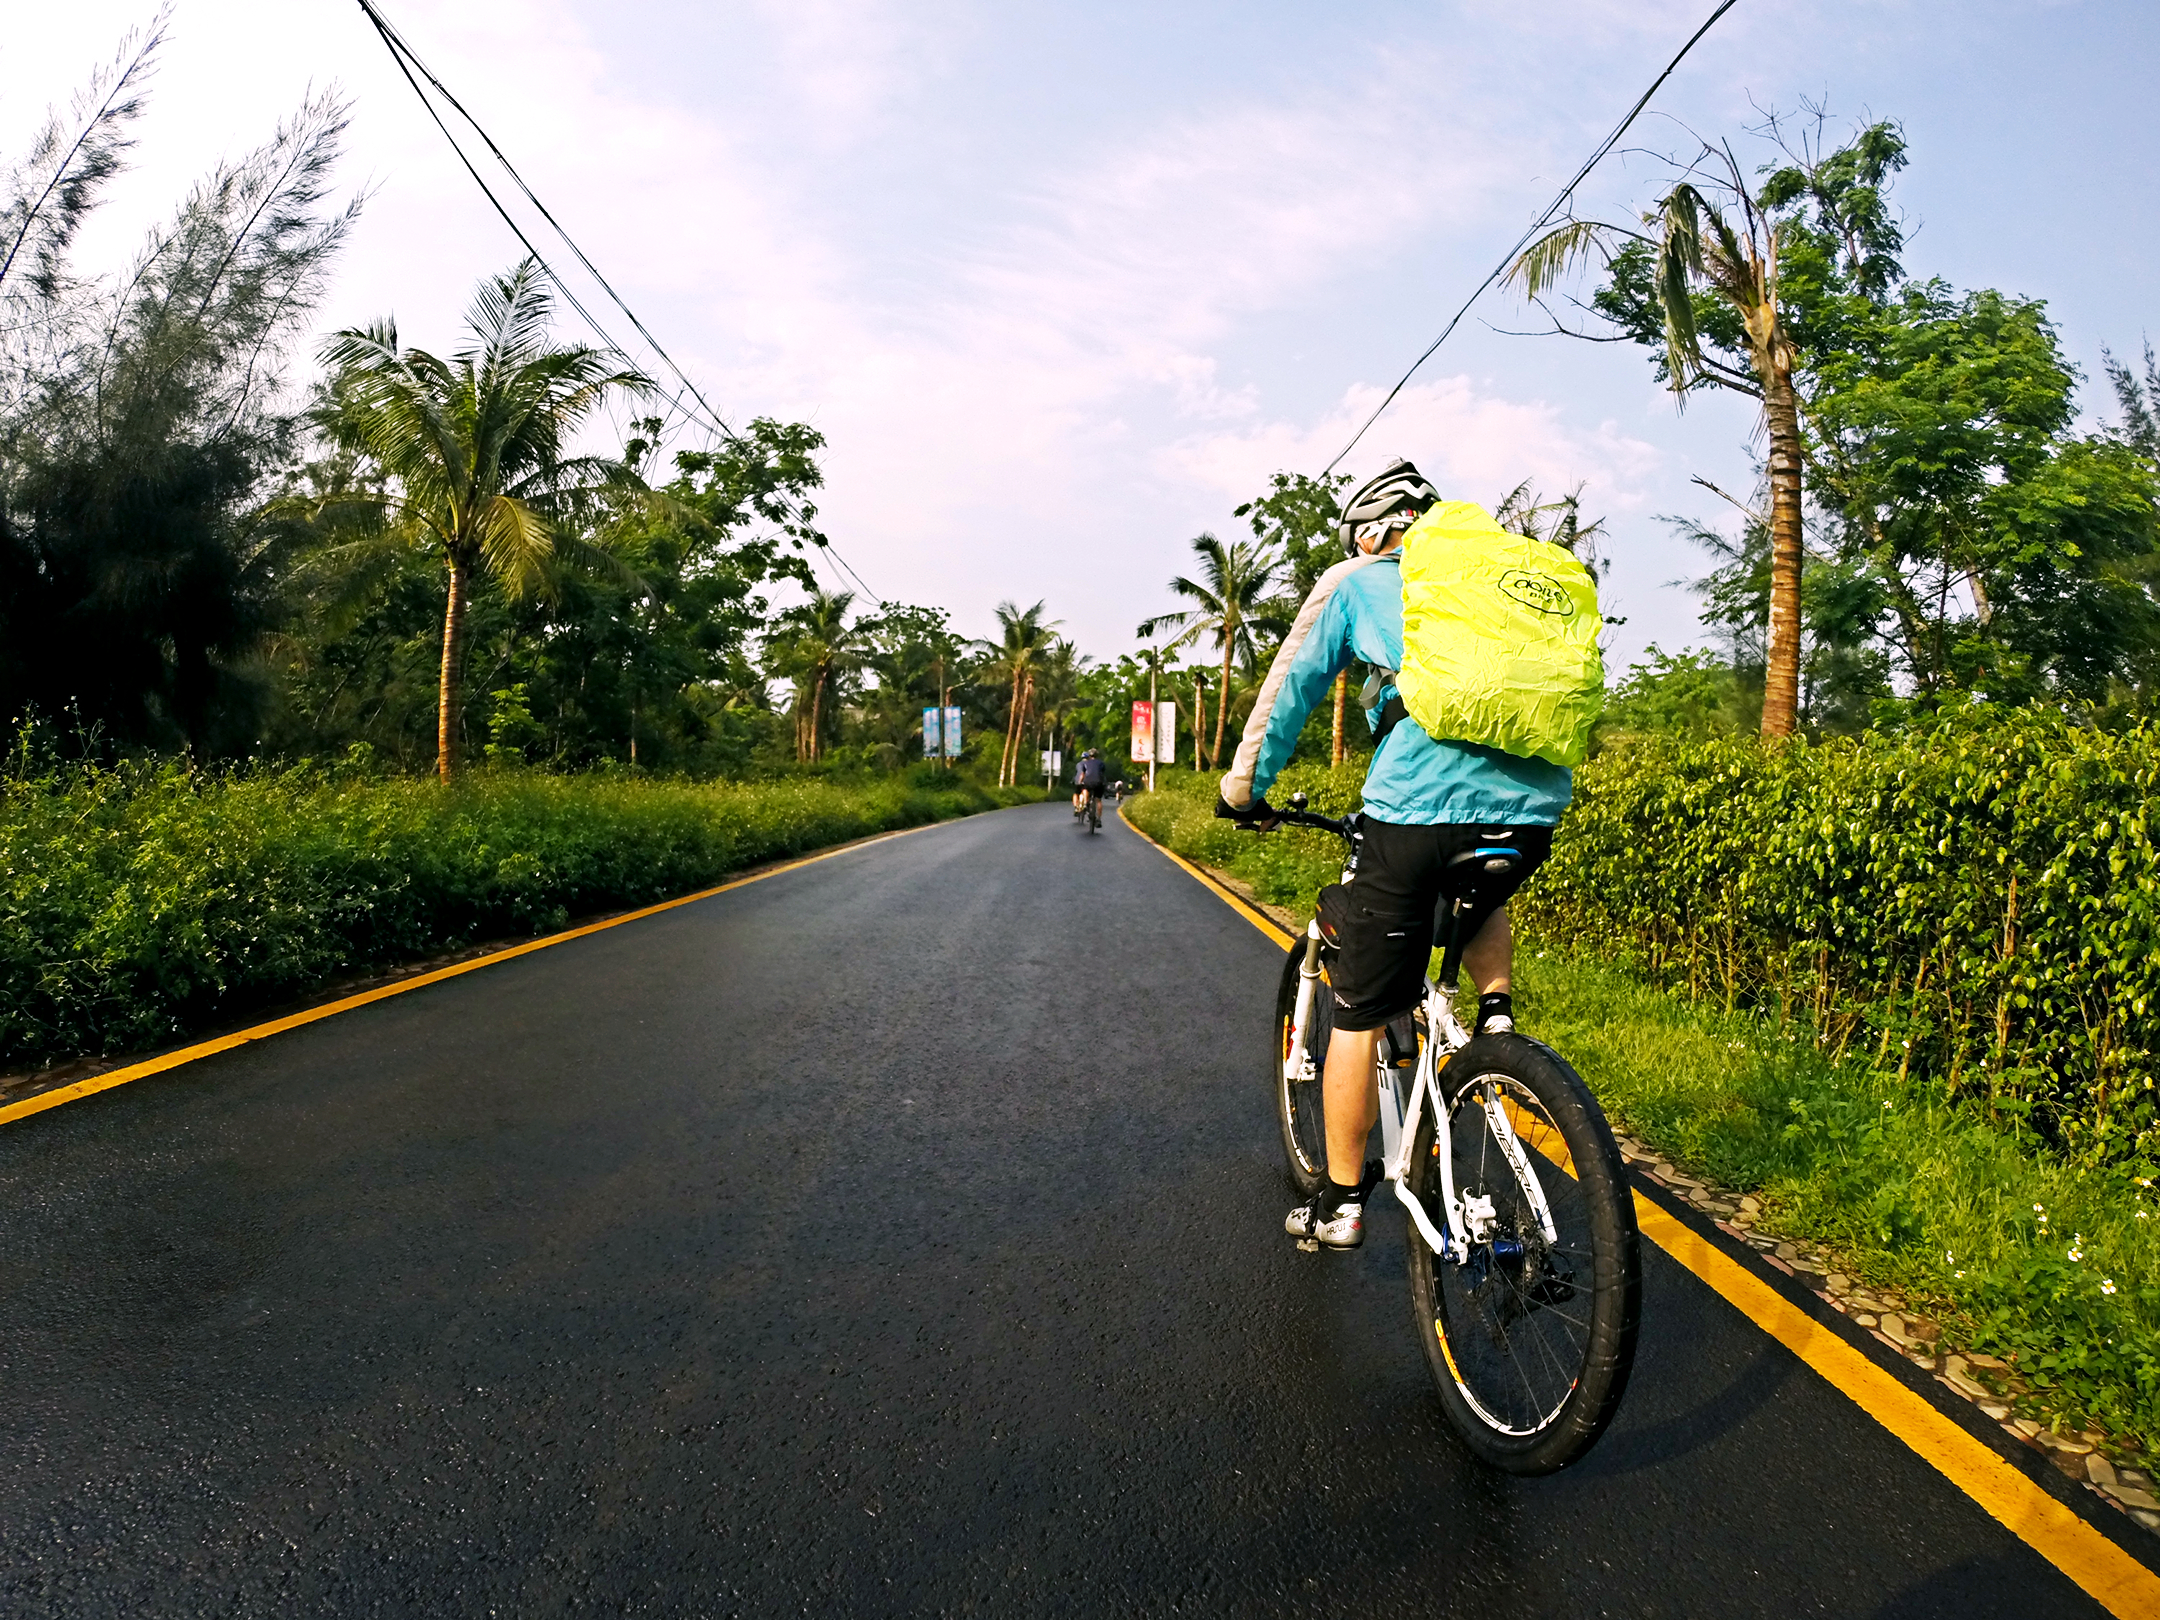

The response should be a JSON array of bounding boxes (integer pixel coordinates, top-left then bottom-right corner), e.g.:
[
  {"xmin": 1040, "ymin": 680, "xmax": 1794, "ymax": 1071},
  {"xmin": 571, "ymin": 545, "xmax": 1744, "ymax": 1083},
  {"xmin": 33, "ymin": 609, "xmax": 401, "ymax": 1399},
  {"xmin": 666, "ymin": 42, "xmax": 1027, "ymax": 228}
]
[
  {"xmin": 1476, "ymin": 992, "xmax": 1514, "ymax": 1031},
  {"xmin": 1319, "ymin": 1173, "xmax": 1362, "ymax": 1212}
]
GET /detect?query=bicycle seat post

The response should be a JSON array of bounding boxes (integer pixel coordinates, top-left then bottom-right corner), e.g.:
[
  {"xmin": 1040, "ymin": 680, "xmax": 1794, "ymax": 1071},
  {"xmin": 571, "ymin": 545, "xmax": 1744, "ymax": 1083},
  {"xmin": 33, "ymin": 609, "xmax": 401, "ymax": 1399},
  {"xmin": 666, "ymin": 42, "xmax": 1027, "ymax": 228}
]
[{"xmin": 1435, "ymin": 903, "xmax": 1470, "ymax": 991}]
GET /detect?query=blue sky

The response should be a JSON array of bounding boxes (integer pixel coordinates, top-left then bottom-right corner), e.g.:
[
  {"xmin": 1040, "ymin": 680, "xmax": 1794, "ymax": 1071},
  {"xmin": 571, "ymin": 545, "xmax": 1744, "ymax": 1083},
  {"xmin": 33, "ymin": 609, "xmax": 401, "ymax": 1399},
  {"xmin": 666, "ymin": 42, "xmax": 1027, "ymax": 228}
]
[{"xmin": 7, "ymin": 1, "xmax": 2155, "ymax": 670}]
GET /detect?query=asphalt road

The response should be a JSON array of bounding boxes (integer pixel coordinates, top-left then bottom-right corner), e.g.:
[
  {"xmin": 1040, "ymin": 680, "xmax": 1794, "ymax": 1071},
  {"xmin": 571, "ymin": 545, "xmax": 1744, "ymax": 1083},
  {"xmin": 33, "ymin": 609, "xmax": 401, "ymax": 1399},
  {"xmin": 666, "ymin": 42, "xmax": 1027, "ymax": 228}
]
[{"xmin": 0, "ymin": 801, "xmax": 2134, "ymax": 1616}]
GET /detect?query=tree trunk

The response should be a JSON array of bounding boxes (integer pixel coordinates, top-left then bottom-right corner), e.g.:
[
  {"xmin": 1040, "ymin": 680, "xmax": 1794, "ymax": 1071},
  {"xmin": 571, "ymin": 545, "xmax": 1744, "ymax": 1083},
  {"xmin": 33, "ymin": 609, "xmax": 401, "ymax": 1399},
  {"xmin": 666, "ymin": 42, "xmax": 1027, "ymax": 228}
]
[
  {"xmin": 809, "ymin": 669, "xmax": 826, "ymax": 762},
  {"xmin": 1192, "ymin": 676, "xmax": 1208, "ymax": 770},
  {"xmin": 1331, "ymin": 671, "xmax": 1346, "ymax": 766},
  {"xmin": 1213, "ymin": 639, "xmax": 1233, "ymax": 766},
  {"xmin": 436, "ymin": 554, "xmax": 471, "ymax": 785},
  {"xmin": 1001, "ymin": 669, "xmax": 1023, "ymax": 786},
  {"xmin": 1759, "ymin": 353, "xmax": 1805, "ymax": 739}
]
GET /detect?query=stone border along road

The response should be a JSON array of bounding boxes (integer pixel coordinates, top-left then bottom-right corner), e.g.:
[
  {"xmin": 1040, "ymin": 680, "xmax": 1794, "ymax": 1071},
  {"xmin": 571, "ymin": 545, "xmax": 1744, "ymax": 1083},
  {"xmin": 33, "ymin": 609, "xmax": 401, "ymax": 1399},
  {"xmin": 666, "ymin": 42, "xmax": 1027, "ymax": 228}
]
[
  {"xmin": 1630, "ymin": 1140, "xmax": 2160, "ymax": 1537},
  {"xmin": 1152, "ymin": 830, "xmax": 2160, "ymax": 1544}
]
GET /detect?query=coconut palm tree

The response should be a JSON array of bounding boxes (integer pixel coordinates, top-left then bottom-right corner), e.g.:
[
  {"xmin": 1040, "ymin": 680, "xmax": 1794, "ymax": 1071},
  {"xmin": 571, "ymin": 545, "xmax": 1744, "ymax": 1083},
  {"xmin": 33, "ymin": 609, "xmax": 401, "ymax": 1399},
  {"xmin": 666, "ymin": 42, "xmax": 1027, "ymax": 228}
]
[
  {"xmin": 1032, "ymin": 637, "xmax": 1084, "ymax": 775},
  {"xmin": 1137, "ymin": 533, "xmax": 1279, "ymax": 768},
  {"xmin": 983, "ymin": 599, "xmax": 1059, "ymax": 786},
  {"xmin": 1494, "ymin": 481, "xmax": 1609, "ymax": 579},
  {"xmin": 317, "ymin": 260, "xmax": 652, "ymax": 780},
  {"xmin": 1509, "ymin": 162, "xmax": 1805, "ymax": 735},
  {"xmin": 768, "ymin": 588, "xmax": 863, "ymax": 762}
]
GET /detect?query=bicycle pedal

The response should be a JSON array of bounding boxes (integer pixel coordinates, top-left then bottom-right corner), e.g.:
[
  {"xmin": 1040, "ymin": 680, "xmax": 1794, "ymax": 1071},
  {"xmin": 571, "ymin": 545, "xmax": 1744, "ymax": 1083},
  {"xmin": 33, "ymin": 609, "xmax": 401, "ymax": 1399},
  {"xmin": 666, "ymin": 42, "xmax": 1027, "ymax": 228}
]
[{"xmin": 1296, "ymin": 1238, "xmax": 1320, "ymax": 1253}]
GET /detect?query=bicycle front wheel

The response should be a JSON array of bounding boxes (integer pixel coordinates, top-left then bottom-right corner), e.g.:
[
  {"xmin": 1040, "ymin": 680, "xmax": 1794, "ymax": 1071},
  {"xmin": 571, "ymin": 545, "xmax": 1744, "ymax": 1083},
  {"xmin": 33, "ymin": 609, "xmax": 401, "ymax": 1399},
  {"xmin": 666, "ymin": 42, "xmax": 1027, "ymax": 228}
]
[
  {"xmin": 1404, "ymin": 1033, "xmax": 1639, "ymax": 1475},
  {"xmin": 1270, "ymin": 941, "xmax": 1331, "ymax": 1195}
]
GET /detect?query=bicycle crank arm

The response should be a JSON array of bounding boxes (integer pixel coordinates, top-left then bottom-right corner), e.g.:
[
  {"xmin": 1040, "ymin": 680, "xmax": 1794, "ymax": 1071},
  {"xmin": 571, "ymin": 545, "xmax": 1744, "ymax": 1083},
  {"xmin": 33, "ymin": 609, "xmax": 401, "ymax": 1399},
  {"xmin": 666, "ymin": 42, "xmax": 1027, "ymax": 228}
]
[{"xmin": 1391, "ymin": 1178, "xmax": 1454, "ymax": 1261}]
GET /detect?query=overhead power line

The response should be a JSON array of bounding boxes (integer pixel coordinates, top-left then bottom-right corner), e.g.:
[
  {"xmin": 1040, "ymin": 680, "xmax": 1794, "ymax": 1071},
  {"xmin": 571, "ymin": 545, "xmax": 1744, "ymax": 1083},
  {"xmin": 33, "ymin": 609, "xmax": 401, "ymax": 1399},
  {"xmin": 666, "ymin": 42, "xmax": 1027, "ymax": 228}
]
[
  {"xmin": 1320, "ymin": 0, "xmax": 1743, "ymax": 477},
  {"xmin": 349, "ymin": 0, "xmax": 879, "ymax": 601}
]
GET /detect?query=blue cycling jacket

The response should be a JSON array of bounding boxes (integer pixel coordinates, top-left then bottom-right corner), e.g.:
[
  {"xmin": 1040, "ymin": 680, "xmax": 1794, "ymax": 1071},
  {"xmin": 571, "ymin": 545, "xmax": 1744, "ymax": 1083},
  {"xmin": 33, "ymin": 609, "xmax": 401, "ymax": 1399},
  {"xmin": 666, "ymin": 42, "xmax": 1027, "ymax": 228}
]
[{"xmin": 1218, "ymin": 551, "xmax": 1572, "ymax": 826}]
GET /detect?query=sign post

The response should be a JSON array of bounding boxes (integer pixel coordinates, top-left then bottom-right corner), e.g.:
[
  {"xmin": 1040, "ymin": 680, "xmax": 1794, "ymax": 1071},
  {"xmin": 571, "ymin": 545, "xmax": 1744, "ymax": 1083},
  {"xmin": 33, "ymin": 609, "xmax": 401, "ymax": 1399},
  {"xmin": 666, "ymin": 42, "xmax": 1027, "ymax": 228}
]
[
  {"xmin": 1154, "ymin": 701, "xmax": 1177, "ymax": 776},
  {"xmin": 1130, "ymin": 700, "xmax": 1153, "ymax": 783},
  {"xmin": 925, "ymin": 706, "xmax": 961, "ymax": 760},
  {"xmin": 1040, "ymin": 748, "xmax": 1062, "ymax": 789}
]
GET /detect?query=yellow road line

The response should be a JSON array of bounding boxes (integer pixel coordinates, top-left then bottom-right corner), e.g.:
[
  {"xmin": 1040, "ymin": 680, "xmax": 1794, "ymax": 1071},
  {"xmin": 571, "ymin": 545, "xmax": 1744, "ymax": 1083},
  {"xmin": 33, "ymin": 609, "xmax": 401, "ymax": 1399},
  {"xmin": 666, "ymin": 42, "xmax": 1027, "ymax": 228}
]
[
  {"xmin": 1126, "ymin": 806, "xmax": 2160, "ymax": 1617},
  {"xmin": 1634, "ymin": 1196, "xmax": 2159, "ymax": 1617},
  {"xmin": 0, "ymin": 820, "xmax": 946, "ymax": 1131},
  {"xmin": 1118, "ymin": 809, "xmax": 1297, "ymax": 946}
]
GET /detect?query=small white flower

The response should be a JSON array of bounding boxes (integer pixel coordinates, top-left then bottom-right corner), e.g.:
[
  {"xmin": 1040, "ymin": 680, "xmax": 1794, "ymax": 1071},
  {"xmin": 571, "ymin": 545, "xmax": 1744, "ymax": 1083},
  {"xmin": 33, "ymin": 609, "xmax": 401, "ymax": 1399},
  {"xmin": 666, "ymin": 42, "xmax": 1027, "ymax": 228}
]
[
  {"xmin": 2068, "ymin": 1245, "xmax": 2084, "ymax": 1262},
  {"xmin": 2101, "ymin": 1279, "xmax": 2118, "ymax": 1296}
]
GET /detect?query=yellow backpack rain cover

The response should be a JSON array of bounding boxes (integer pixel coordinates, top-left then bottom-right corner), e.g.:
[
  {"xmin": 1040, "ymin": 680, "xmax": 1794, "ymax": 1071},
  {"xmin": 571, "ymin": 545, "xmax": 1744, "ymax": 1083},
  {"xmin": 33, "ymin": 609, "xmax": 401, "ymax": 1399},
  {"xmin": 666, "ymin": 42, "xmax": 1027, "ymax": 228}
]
[{"xmin": 1395, "ymin": 500, "xmax": 1603, "ymax": 768}]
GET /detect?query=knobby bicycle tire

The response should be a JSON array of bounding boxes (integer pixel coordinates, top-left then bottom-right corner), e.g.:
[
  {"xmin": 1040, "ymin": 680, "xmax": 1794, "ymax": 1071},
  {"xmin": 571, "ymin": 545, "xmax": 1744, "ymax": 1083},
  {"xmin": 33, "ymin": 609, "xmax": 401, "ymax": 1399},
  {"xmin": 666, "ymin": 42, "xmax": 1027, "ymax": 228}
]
[{"xmin": 1403, "ymin": 1032, "xmax": 1639, "ymax": 1475}]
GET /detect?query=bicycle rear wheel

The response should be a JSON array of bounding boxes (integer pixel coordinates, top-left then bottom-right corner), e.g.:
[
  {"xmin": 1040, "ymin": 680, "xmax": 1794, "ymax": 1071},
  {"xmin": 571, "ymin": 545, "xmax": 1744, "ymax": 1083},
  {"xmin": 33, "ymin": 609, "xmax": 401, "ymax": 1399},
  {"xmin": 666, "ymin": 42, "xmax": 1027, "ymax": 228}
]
[
  {"xmin": 1270, "ymin": 942, "xmax": 1332, "ymax": 1195},
  {"xmin": 1404, "ymin": 1032, "xmax": 1639, "ymax": 1474}
]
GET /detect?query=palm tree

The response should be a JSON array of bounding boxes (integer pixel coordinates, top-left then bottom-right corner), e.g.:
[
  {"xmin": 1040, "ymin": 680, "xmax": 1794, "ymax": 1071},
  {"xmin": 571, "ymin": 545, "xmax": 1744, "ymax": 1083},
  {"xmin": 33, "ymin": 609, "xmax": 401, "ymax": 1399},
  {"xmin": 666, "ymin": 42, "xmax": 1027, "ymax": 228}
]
[
  {"xmin": 1509, "ymin": 162, "xmax": 1805, "ymax": 735},
  {"xmin": 317, "ymin": 260, "xmax": 651, "ymax": 780},
  {"xmin": 1032, "ymin": 638, "xmax": 1084, "ymax": 774},
  {"xmin": 768, "ymin": 589, "xmax": 863, "ymax": 762},
  {"xmin": 1137, "ymin": 533, "xmax": 1279, "ymax": 768},
  {"xmin": 1494, "ymin": 481, "xmax": 1609, "ymax": 579},
  {"xmin": 983, "ymin": 599, "xmax": 1059, "ymax": 786}
]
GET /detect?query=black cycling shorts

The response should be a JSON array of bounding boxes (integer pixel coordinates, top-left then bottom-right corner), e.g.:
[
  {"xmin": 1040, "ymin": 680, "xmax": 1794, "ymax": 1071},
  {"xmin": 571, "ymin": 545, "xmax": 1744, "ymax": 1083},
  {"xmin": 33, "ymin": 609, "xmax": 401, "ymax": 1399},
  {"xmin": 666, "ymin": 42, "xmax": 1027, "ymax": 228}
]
[{"xmin": 1322, "ymin": 819, "xmax": 1553, "ymax": 1032}]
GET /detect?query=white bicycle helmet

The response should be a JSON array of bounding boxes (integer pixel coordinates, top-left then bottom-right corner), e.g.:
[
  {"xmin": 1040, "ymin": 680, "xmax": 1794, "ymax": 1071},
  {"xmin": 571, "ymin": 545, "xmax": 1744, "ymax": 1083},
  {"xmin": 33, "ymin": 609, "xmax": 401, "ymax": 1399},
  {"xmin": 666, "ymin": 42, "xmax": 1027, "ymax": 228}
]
[{"xmin": 1337, "ymin": 458, "xmax": 1439, "ymax": 555}]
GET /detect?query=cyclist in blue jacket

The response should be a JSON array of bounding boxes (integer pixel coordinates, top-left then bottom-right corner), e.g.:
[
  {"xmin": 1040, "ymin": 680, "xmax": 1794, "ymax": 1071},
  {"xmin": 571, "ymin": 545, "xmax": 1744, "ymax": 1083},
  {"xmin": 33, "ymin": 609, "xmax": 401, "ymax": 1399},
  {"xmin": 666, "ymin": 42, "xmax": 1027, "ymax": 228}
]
[{"xmin": 1214, "ymin": 459, "xmax": 1572, "ymax": 1249}]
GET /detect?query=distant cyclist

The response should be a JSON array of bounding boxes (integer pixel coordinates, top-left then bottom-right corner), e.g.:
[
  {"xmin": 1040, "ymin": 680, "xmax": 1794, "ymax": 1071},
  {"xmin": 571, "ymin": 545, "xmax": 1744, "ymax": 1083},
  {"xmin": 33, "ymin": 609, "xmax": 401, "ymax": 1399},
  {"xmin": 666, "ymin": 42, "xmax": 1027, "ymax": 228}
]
[
  {"xmin": 1214, "ymin": 458, "xmax": 1597, "ymax": 1250},
  {"xmin": 1073, "ymin": 748, "xmax": 1107, "ymax": 824}
]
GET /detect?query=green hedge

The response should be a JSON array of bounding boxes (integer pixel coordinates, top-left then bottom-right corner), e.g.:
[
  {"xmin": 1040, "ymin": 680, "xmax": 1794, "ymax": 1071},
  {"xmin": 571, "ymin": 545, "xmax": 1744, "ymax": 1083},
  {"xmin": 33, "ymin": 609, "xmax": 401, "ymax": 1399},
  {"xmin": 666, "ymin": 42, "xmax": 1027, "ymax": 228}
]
[
  {"xmin": 1122, "ymin": 760, "xmax": 1362, "ymax": 913},
  {"xmin": 1521, "ymin": 707, "xmax": 2160, "ymax": 1170},
  {"xmin": 1, "ymin": 762, "xmax": 1032, "ymax": 1070}
]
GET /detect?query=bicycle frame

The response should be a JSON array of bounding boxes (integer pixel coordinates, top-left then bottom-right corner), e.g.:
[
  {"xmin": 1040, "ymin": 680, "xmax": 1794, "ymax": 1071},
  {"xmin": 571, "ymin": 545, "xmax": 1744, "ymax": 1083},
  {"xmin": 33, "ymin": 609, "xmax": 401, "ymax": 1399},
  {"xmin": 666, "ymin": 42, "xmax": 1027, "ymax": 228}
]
[{"xmin": 1275, "ymin": 821, "xmax": 1559, "ymax": 1264}]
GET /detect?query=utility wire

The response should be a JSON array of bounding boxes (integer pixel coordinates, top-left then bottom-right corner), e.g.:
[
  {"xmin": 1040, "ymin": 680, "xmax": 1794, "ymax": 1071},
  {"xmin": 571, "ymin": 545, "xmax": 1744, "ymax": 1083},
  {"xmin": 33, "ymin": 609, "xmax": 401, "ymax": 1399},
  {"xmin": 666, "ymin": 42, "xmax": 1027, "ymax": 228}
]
[
  {"xmin": 1320, "ymin": 0, "xmax": 1742, "ymax": 477},
  {"xmin": 351, "ymin": 0, "xmax": 879, "ymax": 601}
]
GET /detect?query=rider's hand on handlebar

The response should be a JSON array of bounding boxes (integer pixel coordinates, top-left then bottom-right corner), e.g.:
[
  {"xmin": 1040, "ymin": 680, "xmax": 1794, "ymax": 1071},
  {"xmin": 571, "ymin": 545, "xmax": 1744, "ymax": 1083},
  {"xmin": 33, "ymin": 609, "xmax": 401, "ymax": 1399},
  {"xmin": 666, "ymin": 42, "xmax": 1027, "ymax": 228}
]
[{"xmin": 1214, "ymin": 794, "xmax": 1279, "ymax": 832}]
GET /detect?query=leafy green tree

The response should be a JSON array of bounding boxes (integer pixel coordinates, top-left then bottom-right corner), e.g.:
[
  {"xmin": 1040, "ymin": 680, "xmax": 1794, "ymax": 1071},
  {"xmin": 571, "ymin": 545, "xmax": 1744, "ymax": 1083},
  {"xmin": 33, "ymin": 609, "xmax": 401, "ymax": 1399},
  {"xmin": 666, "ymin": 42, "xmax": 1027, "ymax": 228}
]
[
  {"xmin": 848, "ymin": 601, "xmax": 966, "ymax": 763},
  {"xmin": 2104, "ymin": 342, "xmax": 2160, "ymax": 462},
  {"xmin": 315, "ymin": 261, "xmax": 652, "ymax": 781},
  {"xmin": 1596, "ymin": 647, "xmax": 1746, "ymax": 743},
  {"xmin": 1235, "ymin": 470, "xmax": 1349, "ymax": 761},
  {"xmin": 1137, "ymin": 533, "xmax": 1279, "ymax": 769},
  {"xmin": 1807, "ymin": 287, "xmax": 2160, "ymax": 702},
  {"xmin": 0, "ymin": 23, "xmax": 359, "ymax": 752}
]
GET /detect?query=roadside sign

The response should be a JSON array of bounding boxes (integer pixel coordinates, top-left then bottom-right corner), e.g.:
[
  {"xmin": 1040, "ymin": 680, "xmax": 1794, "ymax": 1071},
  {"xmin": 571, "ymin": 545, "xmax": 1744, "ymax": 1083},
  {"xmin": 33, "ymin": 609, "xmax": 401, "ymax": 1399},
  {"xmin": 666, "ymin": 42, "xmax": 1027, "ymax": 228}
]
[
  {"xmin": 1130, "ymin": 700, "xmax": 1153, "ymax": 763},
  {"xmin": 1153, "ymin": 701, "xmax": 1177, "ymax": 768},
  {"xmin": 1041, "ymin": 749, "xmax": 1062, "ymax": 779},
  {"xmin": 924, "ymin": 706, "xmax": 962, "ymax": 758}
]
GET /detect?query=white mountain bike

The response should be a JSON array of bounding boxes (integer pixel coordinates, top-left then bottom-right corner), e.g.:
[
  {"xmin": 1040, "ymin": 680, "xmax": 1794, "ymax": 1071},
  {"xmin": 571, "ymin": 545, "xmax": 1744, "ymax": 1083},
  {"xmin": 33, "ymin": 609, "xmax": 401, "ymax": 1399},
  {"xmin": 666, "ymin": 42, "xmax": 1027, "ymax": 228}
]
[{"xmin": 1260, "ymin": 792, "xmax": 1641, "ymax": 1475}]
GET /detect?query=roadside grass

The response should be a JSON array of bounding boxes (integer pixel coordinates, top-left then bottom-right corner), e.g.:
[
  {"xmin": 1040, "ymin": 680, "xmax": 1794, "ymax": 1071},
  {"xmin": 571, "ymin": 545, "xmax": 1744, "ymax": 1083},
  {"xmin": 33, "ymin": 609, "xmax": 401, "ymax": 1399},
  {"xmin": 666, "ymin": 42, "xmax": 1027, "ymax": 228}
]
[
  {"xmin": 1126, "ymin": 771, "xmax": 2160, "ymax": 1461},
  {"xmin": 2, "ymin": 759, "xmax": 1039, "ymax": 1075}
]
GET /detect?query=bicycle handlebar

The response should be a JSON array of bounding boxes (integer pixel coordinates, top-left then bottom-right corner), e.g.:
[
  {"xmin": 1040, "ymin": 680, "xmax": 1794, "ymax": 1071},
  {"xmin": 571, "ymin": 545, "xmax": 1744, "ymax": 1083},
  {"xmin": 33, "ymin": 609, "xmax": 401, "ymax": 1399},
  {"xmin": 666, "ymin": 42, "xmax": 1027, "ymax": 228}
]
[{"xmin": 1241, "ymin": 799, "xmax": 1357, "ymax": 845}]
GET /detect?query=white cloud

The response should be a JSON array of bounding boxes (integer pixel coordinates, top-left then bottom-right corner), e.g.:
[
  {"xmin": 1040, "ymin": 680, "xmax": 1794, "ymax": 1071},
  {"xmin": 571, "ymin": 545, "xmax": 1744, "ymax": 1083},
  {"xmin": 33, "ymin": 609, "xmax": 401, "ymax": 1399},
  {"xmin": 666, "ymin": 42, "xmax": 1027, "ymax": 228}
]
[{"xmin": 1158, "ymin": 376, "xmax": 1664, "ymax": 522}]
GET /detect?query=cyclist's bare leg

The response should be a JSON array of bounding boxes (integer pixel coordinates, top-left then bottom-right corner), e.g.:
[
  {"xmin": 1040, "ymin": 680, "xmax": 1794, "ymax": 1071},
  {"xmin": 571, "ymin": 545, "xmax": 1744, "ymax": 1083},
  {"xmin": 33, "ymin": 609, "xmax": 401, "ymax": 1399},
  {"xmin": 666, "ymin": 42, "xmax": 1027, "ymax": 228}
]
[
  {"xmin": 1463, "ymin": 908, "xmax": 1512, "ymax": 994},
  {"xmin": 1321, "ymin": 909, "xmax": 1514, "ymax": 1186},
  {"xmin": 1322, "ymin": 1027, "xmax": 1382, "ymax": 1187}
]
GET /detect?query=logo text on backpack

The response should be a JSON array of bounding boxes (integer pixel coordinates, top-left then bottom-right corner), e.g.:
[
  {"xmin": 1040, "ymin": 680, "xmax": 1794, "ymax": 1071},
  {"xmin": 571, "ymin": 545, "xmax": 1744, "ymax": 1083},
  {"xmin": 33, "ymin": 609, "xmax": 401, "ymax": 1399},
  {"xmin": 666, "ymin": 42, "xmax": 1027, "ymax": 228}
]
[{"xmin": 1498, "ymin": 570, "xmax": 1575, "ymax": 617}]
